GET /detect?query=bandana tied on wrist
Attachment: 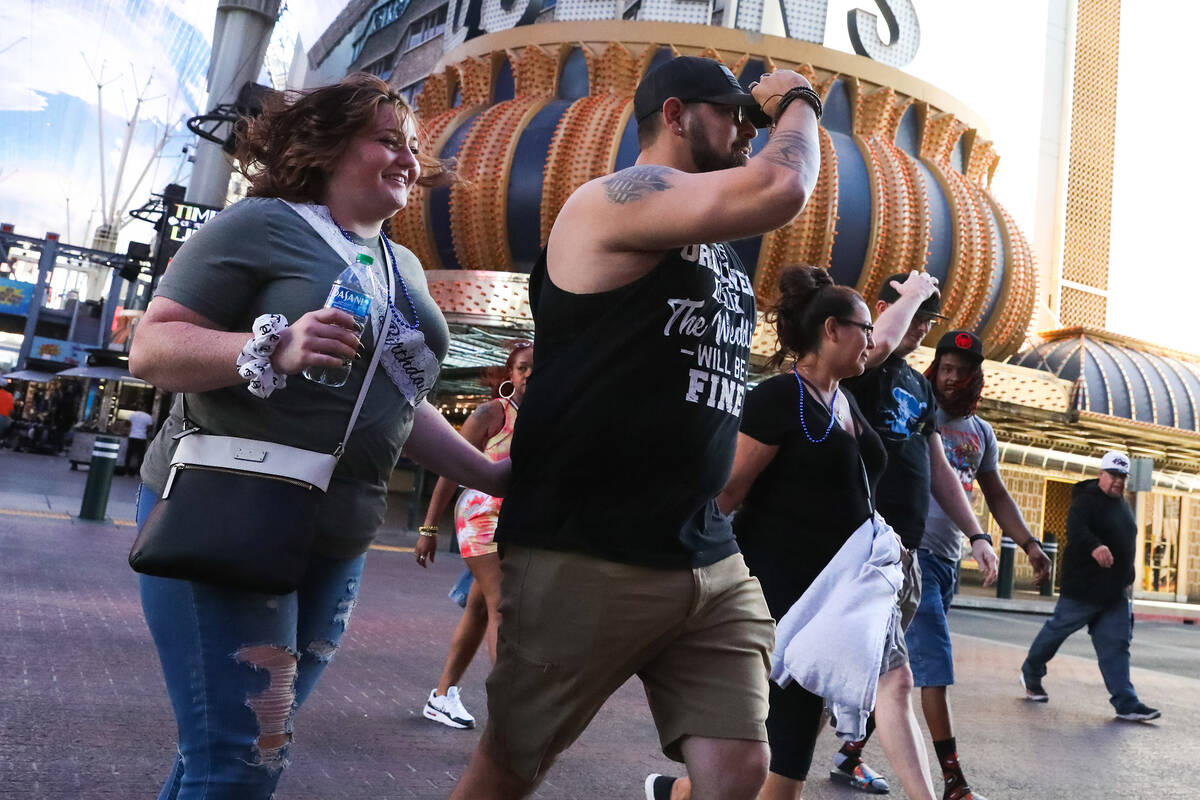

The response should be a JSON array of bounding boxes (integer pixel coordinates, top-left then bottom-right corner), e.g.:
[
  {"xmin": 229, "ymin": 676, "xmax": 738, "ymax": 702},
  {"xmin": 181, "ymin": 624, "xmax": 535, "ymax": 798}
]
[{"xmin": 237, "ymin": 313, "xmax": 289, "ymax": 398}]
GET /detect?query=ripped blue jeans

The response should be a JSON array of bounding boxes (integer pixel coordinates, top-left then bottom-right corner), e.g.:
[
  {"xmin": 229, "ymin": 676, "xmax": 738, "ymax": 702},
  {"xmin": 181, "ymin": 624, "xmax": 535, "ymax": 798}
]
[{"xmin": 136, "ymin": 483, "xmax": 366, "ymax": 800}]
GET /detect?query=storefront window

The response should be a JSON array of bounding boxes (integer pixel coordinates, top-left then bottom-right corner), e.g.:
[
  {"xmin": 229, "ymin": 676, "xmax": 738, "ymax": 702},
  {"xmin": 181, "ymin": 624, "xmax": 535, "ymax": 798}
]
[{"xmin": 1142, "ymin": 493, "xmax": 1181, "ymax": 595}]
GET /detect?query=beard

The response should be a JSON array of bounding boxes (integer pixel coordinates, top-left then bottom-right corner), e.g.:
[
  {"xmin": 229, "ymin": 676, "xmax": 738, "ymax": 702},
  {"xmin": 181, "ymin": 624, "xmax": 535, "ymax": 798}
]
[{"xmin": 685, "ymin": 119, "xmax": 750, "ymax": 172}]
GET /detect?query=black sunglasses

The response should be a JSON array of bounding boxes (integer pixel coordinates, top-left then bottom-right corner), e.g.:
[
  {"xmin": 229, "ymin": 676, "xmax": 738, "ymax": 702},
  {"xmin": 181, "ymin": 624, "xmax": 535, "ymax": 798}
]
[{"xmin": 837, "ymin": 319, "xmax": 875, "ymax": 337}]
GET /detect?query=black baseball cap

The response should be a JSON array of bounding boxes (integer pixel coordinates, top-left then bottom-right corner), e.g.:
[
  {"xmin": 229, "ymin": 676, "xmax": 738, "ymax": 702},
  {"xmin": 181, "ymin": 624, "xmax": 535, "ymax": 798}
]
[
  {"xmin": 935, "ymin": 330, "xmax": 984, "ymax": 364},
  {"xmin": 876, "ymin": 271, "xmax": 948, "ymax": 320},
  {"xmin": 633, "ymin": 56, "xmax": 772, "ymax": 128}
]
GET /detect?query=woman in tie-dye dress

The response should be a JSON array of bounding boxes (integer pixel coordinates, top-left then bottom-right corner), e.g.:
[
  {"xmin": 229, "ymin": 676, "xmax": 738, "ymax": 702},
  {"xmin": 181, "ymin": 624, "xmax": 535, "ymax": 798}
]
[{"xmin": 415, "ymin": 341, "xmax": 533, "ymax": 729}]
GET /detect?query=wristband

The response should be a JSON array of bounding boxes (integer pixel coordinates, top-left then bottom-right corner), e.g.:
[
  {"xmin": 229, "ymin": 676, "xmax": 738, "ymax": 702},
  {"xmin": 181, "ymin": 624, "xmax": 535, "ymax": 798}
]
[
  {"xmin": 969, "ymin": 533, "xmax": 994, "ymax": 546},
  {"xmin": 774, "ymin": 86, "xmax": 822, "ymax": 123},
  {"xmin": 418, "ymin": 526, "xmax": 439, "ymax": 537},
  {"xmin": 236, "ymin": 314, "xmax": 289, "ymax": 399}
]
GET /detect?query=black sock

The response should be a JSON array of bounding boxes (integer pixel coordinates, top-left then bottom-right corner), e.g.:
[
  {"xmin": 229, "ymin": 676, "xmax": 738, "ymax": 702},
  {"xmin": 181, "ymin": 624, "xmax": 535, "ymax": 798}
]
[{"xmin": 933, "ymin": 737, "xmax": 966, "ymax": 792}]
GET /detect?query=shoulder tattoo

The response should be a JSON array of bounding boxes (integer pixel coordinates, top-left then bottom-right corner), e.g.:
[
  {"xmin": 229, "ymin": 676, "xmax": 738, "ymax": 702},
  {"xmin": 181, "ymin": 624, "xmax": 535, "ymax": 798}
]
[{"xmin": 602, "ymin": 165, "xmax": 674, "ymax": 204}]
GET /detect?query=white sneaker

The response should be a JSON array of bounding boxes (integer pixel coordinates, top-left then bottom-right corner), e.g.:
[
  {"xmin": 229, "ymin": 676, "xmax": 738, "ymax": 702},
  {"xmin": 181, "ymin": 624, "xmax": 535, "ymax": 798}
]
[{"xmin": 423, "ymin": 686, "xmax": 476, "ymax": 729}]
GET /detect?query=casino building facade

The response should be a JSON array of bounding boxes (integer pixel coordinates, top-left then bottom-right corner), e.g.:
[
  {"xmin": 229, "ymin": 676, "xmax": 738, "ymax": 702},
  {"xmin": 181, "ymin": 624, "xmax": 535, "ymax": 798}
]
[{"xmin": 305, "ymin": 0, "xmax": 1200, "ymax": 602}]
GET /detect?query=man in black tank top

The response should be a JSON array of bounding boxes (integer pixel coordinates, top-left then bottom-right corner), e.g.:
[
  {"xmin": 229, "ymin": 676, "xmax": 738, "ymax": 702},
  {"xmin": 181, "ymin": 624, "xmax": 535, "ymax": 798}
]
[{"xmin": 451, "ymin": 57, "xmax": 824, "ymax": 800}]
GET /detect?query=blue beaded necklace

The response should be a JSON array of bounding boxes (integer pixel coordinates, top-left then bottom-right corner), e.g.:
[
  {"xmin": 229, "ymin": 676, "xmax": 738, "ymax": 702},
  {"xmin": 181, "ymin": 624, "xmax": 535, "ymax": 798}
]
[
  {"xmin": 793, "ymin": 366, "xmax": 839, "ymax": 444},
  {"xmin": 335, "ymin": 224, "xmax": 421, "ymax": 331}
]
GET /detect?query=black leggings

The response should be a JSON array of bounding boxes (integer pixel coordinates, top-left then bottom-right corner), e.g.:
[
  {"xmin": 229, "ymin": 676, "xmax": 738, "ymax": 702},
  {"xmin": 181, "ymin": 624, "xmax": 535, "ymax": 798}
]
[
  {"xmin": 766, "ymin": 684, "xmax": 879, "ymax": 781},
  {"xmin": 766, "ymin": 681, "xmax": 825, "ymax": 780}
]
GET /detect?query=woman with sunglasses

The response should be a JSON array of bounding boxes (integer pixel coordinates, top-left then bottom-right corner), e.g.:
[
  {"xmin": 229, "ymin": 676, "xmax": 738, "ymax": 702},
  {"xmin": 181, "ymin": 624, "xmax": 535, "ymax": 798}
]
[
  {"xmin": 414, "ymin": 341, "xmax": 533, "ymax": 730},
  {"xmin": 647, "ymin": 266, "xmax": 936, "ymax": 800}
]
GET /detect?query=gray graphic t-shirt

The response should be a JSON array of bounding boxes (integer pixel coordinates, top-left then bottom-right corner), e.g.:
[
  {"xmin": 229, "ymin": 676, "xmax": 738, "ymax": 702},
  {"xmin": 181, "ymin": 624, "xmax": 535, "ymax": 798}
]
[{"xmin": 923, "ymin": 409, "xmax": 998, "ymax": 561}]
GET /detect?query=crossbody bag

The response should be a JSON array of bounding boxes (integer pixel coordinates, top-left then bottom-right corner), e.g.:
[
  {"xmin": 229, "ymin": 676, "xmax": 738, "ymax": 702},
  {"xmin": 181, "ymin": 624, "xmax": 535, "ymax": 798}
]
[{"xmin": 128, "ymin": 259, "xmax": 393, "ymax": 594}]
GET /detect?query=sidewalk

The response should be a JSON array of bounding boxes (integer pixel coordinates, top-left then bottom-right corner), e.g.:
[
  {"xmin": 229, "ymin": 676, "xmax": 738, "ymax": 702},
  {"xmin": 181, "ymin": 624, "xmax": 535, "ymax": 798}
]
[
  {"xmin": 4, "ymin": 448, "xmax": 1198, "ymax": 623},
  {"xmin": 953, "ymin": 581, "xmax": 1200, "ymax": 624}
]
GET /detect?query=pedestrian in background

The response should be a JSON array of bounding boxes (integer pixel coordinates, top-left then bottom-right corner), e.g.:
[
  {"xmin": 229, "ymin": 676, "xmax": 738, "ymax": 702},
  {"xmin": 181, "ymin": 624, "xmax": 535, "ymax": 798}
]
[
  {"xmin": 415, "ymin": 340, "xmax": 533, "ymax": 730},
  {"xmin": 1020, "ymin": 451, "xmax": 1160, "ymax": 721},
  {"xmin": 123, "ymin": 402, "xmax": 153, "ymax": 475},
  {"xmin": 905, "ymin": 330, "xmax": 1052, "ymax": 800},
  {"xmin": 128, "ymin": 73, "xmax": 507, "ymax": 800}
]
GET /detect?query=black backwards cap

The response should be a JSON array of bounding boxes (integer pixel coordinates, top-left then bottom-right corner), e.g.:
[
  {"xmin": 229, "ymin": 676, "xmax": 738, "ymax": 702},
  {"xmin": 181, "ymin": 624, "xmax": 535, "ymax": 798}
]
[
  {"xmin": 876, "ymin": 271, "xmax": 949, "ymax": 320},
  {"xmin": 633, "ymin": 56, "xmax": 772, "ymax": 129}
]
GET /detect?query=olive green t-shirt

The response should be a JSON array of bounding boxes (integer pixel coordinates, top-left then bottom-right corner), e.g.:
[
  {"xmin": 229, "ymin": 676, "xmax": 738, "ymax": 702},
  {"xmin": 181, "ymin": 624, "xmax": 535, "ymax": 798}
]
[{"xmin": 140, "ymin": 196, "xmax": 449, "ymax": 558}]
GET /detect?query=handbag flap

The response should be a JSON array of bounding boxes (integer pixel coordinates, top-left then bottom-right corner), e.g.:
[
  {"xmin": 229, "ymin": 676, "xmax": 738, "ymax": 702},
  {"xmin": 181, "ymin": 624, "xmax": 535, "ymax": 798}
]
[{"xmin": 172, "ymin": 434, "xmax": 338, "ymax": 491}]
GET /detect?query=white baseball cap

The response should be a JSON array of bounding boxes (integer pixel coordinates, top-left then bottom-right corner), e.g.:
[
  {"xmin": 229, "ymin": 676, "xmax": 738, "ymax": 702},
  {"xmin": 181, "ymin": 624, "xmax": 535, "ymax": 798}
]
[{"xmin": 1100, "ymin": 451, "xmax": 1130, "ymax": 474}]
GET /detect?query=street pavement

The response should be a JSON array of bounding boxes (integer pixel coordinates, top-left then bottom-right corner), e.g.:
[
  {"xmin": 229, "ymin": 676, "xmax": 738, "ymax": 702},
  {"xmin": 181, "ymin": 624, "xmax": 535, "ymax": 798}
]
[{"xmin": 3, "ymin": 448, "xmax": 1200, "ymax": 798}]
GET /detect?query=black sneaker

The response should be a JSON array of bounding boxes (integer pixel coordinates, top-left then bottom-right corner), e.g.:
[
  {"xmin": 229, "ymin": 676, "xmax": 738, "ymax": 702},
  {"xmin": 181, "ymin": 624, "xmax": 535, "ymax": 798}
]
[
  {"xmin": 1115, "ymin": 702, "xmax": 1161, "ymax": 721},
  {"xmin": 1020, "ymin": 673, "xmax": 1048, "ymax": 702},
  {"xmin": 644, "ymin": 774, "xmax": 677, "ymax": 800}
]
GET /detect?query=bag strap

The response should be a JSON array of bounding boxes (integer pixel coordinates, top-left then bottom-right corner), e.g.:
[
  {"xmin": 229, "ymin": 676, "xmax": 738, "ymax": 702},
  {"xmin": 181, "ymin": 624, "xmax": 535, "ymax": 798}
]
[{"xmin": 334, "ymin": 251, "xmax": 393, "ymax": 457}]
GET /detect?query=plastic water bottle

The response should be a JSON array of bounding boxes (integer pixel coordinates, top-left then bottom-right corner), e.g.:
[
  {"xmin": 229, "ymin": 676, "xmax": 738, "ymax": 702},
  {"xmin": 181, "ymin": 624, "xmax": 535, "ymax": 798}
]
[{"xmin": 303, "ymin": 253, "xmax": 375, "ymax": 388}]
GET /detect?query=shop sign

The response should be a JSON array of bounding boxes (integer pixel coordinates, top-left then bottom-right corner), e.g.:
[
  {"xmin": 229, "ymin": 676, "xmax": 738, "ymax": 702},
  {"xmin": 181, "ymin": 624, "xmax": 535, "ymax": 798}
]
[
  {"xmin": 30, "ymin": 336, "xmax": 90, "ymax": 366},
  {"xmin": 448, "ymin": 0, "xmax": 919, "ymax": 67},
  {"xmin": 0, "ymin": 279, "xmax": 35, "ymax": 316}
]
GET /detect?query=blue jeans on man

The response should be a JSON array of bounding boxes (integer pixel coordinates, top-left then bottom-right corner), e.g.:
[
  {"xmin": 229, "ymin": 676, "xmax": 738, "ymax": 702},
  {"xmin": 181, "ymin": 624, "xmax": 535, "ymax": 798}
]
[
  {"xmin": 905, "ymin": 549, "xmax": 957, "ymax": 688},
  {"xmin": 1021, "ymin": 594, "xmax": 1138, "ymax": 713}
]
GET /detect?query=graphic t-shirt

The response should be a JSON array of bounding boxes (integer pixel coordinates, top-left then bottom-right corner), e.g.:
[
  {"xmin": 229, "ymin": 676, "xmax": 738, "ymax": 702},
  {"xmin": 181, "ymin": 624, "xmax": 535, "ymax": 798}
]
[
  {"xmin": 923, "ymin": 410, "xmax": 998, "ymax": 561},
  {"xmin": 497, "ymin": 242, "xmax": 755, "ymax": 569},
  {"xmin": 842, "ymin": 355, "xmax": 938, "ymax": 548}
]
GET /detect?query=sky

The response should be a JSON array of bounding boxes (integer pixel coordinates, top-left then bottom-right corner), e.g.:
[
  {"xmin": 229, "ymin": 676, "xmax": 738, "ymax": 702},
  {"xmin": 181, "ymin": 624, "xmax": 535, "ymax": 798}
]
[{"xmin": 2, "ymin": 0, "xmax": 1195, "ymax": 351}]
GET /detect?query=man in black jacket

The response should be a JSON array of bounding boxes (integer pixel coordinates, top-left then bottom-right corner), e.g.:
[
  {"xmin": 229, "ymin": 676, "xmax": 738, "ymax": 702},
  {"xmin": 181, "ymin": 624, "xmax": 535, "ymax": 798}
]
[{"xmin": 1020, "ymin": 451, "xmax": 1160, "ymax": 721}]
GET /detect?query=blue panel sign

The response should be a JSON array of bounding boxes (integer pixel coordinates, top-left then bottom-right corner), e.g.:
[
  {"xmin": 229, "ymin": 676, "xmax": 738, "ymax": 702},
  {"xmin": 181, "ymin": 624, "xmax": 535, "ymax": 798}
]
[
  {"xmin": 0, "ymin": 279, "xmax": 35, "ymax": 316},
  {"xmin": 30, "ymin": 336, "xmax": 89, "ymax": 365}
]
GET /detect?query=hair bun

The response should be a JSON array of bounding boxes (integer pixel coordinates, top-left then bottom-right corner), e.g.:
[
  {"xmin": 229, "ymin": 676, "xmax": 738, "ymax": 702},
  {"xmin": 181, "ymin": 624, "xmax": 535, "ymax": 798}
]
[{"xmin": 777, "ymin": 265, "xmax": 831, "ymax": 304}]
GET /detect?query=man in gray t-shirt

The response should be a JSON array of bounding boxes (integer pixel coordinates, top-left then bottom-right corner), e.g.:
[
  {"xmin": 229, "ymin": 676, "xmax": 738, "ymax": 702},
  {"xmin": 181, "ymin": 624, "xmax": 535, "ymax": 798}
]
[{"xmin": 905, "ymin": 331, "xmax": 1052, "ymax": 800}]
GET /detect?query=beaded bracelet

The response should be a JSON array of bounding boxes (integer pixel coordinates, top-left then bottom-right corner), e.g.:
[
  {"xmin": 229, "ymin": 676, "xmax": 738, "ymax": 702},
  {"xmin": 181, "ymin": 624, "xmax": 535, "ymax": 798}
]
[{"xmin": 774, "ymin": 86, "xmax": 823, "ymax": 123}]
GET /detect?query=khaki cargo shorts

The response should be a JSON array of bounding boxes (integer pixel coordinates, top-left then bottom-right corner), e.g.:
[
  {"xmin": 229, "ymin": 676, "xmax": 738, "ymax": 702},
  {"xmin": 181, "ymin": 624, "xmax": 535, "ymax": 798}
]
[{"xmin": 483, "ymin": 545, "xmax": 775, "ymax": 782}]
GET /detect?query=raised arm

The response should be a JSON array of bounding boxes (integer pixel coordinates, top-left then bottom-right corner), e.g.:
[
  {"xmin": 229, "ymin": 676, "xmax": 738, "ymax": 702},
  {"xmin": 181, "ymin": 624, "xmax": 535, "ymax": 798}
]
[
  {"xmin": 554, "ymin": 71, "xmax": 821, "ymax": 260},
  {"xmin": 864, "ymin": 271, "xmax": 940, "ymax": 368}
]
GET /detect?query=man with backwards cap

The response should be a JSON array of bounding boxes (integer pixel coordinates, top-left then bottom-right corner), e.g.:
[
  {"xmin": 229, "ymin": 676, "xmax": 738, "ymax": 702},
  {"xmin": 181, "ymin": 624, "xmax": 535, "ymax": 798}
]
[
  {"xmin": 1021, "ymin": 450, "xmax": 1161, "ymax": 721},
  {"xmin": 822, "ymin": 274, "xmax": 1001, "ymax": 796},
  {"xmin": 450, "ymin": 56, "xmax": 823, "ymax": 800},
  {"xmin": 903, "ymin": 330, "xmax": 1052, "ymax": 800}
]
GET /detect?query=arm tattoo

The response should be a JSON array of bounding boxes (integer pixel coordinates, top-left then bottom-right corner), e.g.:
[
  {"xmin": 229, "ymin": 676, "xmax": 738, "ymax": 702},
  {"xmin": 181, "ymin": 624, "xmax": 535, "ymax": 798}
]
[
  {"xmin": 759, "ymin": 130, "xmax": 817, "ymax": 173},
  {"xmin": 602, "ymin": 165, "xmax": 674, "ymax": 204}
]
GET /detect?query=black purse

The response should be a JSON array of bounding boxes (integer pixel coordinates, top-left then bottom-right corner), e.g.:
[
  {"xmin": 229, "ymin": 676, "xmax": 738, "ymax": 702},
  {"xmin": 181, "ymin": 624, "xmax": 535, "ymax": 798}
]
[{"xmin": 128, "ymin": 268, "xmax": 392, "ymax": 594}]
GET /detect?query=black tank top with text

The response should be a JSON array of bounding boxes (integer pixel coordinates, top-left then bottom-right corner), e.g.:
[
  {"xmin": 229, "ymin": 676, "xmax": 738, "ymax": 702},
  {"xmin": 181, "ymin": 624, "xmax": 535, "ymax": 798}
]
[{"xmin": 496, "ymin": 242, "xmax": 756, "ymax": 569}]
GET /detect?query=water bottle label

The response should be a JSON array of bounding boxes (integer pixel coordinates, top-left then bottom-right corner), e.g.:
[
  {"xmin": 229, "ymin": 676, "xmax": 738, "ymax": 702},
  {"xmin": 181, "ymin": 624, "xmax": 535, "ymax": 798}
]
[{"xmin": 328, "ymin": 286, "xmax": 371, "ymax": 318}]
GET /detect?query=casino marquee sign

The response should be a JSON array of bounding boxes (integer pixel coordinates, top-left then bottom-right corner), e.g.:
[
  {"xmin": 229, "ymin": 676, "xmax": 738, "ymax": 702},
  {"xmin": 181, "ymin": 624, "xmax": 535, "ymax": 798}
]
[{"xmin": 390, "ymin": 5, "xmax": 1037, "ymax": 361}]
